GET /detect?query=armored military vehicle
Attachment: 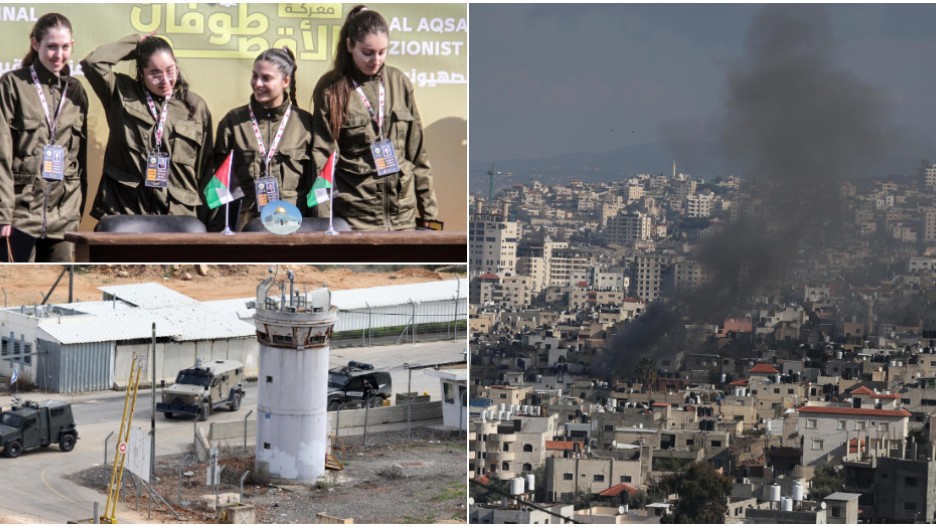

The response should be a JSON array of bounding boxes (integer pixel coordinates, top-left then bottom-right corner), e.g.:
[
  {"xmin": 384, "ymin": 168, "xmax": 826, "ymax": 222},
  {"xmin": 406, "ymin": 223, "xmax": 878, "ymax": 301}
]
[
  {"xmin": 157, "ymin": 359, "xmax": 245, "ymax": 421},
  {"xmin": 0, "ymin": 398, "xmax": 78, "ymax": 458},
  {"xmin": 327, "ymin": 361, "xmax": 392, "ymax": 410}
]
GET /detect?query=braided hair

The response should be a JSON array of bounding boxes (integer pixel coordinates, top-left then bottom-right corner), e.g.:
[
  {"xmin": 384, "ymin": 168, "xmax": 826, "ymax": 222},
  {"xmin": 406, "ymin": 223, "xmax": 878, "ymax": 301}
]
[{"xmin": 255, "ymin": 47, "xmax": 298, "ymax": 107}]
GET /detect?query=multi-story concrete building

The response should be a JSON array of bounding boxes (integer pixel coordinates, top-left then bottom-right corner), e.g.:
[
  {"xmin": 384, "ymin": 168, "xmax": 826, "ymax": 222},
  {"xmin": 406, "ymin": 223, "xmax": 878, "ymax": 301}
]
[
  {"xmin": 632, "ymin": 255, "xmax": 669, "ymax": 302},
  {"xmin": 470, "ymin": 203, "xmax": 519, "ymax": 277},
  {"xmin": 607, "ymin": 212, "xmax": 652, "ymax": 246},
  {"xmin": 670, "ymin": 260, "xmax": 713, "ymax": 294},
  {"xmin": 685, "ymin": 193, "xmax": 715, "ymax": 218},
  {"xmin": 799, "ymin": 405, "xmax": 911, "ymax": 466},
  {"xmin": 469, "ymin": 414, "xmax": 560, "ymax": 480},
  {"xmin": 469, "ymin": 274, "xmax": 531, "ymax": 309},
  {"xmin": 544, "ymin": 456, "xmax": 643, "ymax": 503},
  {"xmin": 924, "ymin": 210, "xmax": 936, "ymax": 243},
  {"xmin": 549, "ymin": 248, "xmax": 592, "ymax": 287}
]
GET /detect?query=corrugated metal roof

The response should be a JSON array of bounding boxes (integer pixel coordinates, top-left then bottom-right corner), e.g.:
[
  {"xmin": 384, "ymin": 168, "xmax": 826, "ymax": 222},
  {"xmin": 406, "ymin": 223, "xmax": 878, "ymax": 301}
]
[
  {"xmin": 39, "ymin": 315, "xmax": 178, "ymax": 344},
  {"xmin": 51, "ymin": 300, "xmax": 135, "ymax": 315},
  {"xmin": 331, "ymin": 279, "xmax": 467, "ymax": 310},
  {"xmin": 98, "ymin": 283, "xmax": 199, "ymax": 309},
  {"xmin": 204, "ymin": 279, "xmax": 467, "ymax": 317},
  {"xmin": 201, "ymin": 298, "xmax": 255, "ymax": 320},
  {"xmin": 147, "ymin": 305, "xmax": 256, "ymax": 341}
]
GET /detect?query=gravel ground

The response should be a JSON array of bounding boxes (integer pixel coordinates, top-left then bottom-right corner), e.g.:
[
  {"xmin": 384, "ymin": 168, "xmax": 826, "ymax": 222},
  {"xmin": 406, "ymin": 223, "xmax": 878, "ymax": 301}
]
[{"xmin": 67, "ymin": 428, "xmax": 467, "ymax": 524}]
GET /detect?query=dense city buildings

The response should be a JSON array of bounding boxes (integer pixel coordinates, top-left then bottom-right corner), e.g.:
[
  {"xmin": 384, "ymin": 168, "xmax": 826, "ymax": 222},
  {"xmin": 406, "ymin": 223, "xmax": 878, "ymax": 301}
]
[{"xmin": 469, "ymin": 169, "xmax": 936, "ymax": 523}]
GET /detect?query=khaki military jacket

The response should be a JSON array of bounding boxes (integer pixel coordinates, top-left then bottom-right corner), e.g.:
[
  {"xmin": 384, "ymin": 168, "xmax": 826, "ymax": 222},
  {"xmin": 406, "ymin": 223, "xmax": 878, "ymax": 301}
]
[
  {"xmin": 310, "ymin": 65, "xmax": 438, "ymax": 231},
  {"xmin": 80, "ymin": 34, "xmax": 213, "ymax": 220},
  {"xmin": 213, "ymin": 97, "xmax": 313, "ymax": 230},
  {"xmin": 0, "ymin": 60, "xmax": 88, "ymax": 239}
]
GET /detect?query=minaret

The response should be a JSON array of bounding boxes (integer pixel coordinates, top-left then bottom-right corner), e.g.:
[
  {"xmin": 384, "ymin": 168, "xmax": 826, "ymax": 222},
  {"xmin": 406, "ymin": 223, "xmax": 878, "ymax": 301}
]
[
  {"xmin": 252, "ymin": 270, "xmax": 338, "ymax": 484},
  {"xmin": 673, "ymin": 160, "xmax": 676, "ymax": 179}
]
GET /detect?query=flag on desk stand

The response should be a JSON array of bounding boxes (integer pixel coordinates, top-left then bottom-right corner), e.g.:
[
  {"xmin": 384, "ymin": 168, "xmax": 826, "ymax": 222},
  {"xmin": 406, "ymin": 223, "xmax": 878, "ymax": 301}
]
[
  {"xmin": 204, "ymin": 151, "xmax": 244, "ymax": 235},
  {"xmin": 307, "ymin": 151, "xmax": 339, "ymax": 235}
]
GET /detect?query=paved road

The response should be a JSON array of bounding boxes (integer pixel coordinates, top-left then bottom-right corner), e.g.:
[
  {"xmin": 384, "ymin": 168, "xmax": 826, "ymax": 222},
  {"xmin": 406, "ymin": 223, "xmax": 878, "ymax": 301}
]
[{"xmin": 0, "ymin": 341, "xmax": 464, "ymax": 523}]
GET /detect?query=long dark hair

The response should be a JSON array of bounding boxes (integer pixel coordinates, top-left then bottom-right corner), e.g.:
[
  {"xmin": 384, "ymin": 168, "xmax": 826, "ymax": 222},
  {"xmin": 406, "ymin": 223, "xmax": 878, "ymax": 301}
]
[
  {"xmin": 255, "ymin": 47, "xmax": 298, "ymax": 107},
  {"xmin": 23, "ymin": 13, "xmax": 73, "ymax": 74},
  {"xmin": 134, "ymin": 37, "xmax": 197, "ymax": 118},
  {"xmin": 320, "ymin": 5, "xmax": 388, "ymax": 140}
]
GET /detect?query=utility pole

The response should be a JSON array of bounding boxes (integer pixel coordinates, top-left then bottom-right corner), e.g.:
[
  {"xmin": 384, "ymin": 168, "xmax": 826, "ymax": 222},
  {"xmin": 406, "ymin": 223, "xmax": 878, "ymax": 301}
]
[
  {"xmin": 68, "ymin": 265, "xmax": 73, "ymax": 303},
  {"xmin": 150, "ymin": 323, "xmax": 156, "ymax": 520}
]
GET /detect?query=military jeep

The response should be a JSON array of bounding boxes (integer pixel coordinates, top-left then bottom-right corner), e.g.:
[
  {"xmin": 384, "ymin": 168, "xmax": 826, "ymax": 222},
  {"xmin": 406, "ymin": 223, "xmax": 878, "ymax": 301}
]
[
  {"xmin": 327, "ymin": 361, "xmax": 393, "ymax": 410},
  {"xmin": 156, "ymin": 359, "xmax": 245, "ymax": 421},
  {"xmin": 0, "ymin": 398, "xmax": 78, "ymax": 458}
]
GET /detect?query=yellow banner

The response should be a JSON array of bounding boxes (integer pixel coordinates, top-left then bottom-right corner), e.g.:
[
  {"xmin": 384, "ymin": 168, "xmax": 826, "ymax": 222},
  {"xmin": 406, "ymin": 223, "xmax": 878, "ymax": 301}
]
[{"xmin": 0, "ymin": 3, "xmax": 467, "ymax": 230}]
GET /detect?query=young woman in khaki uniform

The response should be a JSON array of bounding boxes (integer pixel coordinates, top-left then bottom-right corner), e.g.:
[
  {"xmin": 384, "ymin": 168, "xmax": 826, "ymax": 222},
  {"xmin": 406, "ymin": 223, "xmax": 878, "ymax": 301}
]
[
  {"xmin": 80, "ymin": 33, "xmax": 213, "ymax": 222},
  {"xmin": 310, "ymin": 5, "xmax": 439, "ymax": 231},
  {"xmin": 213, "ymin": 48, "xmax": 314, "ymax": 231},
  {"xmin": 0, "ymin": 13, "xmax": 88, "ymax": 262}
]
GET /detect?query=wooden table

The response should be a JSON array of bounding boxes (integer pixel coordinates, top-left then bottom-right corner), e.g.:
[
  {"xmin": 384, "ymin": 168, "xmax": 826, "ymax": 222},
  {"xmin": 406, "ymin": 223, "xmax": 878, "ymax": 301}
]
[{"xmin": 65, "ymin": 231, "xmax": 467, "ymax": 263}]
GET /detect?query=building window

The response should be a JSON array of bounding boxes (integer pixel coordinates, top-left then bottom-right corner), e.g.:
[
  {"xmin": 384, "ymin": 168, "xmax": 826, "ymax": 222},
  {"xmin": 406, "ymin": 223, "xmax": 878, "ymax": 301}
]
[
  {"xmin": 523, "ymin": 444, "xmax": 533, "ymax": 452},
  {"xmin": 621, "ymin": 476, "xmax": 632, "ymax": 483},
  {"xmin": 523, "ymin": 463, "xmax": 533, "ymax": 471},
  {"xmin": 812, "ymin": 439, "xmax": 824, "ymax": 450},
  {"xmin": 832, "ymin": 507, "xmax": 841, "ymax": 518},
  {"xmin": 711, "ymin": 441, "xmax": 722, "ymax": 448},
  {"xmin": 806, "ymin": 419, "xmax": 818, "ymax": 429},
  {"xmin": 443, "ymin": 382, "xmax": 456, "ymax": 404},
  {"xmin": 593, "ymin": 475, "xmax": 604, "ymax": 482},
  {"xmin": 906, "ymin": 477, "xmax": 918, "ymax": 487},
  {"xmin": 499, "ymin": 394, "xmax": 507, "ymax": 399},
  {"xmin": 563, "ymin": 473, "xmax": 573, "ymax": 481},
  {"xmin": 857, "ymin": 421, "xmax": 866, "ymax": 430},
  {"xmin": 878, "ymin": 423, "xmax": 888, "ymax": 433},
  {"xmin": 788, "ymin": 389, "xmax": 794, "ymax": 394},
  {"xmin": 837, "ymin": 420, "xmax": 846, "ymax": 430},
  {"xmin": 905, "ymin": 502, "xmax": 917, "ymax": 511},
  {"xmin": 774, "ymin": 388, "xmax": 780, "ymax": 394}
]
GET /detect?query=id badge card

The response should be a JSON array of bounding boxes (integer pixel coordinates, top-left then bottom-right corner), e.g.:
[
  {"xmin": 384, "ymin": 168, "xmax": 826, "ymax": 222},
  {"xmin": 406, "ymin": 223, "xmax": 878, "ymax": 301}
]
[
  {"xmin": 371, "ymin": 139, "xmax": 400, "ymax": 178},
  {"xmin": 41, "ymin": 144, "xmax": 65, "ymax": 181},
  {"xmin": 256, "ymin": 177, "xmax": 279, "ymax": 209},
  {"xmin": 145, "ymin": 152, "xmax": 170, "ymax": 188}
]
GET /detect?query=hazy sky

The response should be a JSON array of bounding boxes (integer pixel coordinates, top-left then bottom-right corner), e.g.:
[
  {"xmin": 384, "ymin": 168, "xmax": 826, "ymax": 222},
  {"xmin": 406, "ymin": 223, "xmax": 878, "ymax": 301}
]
[{"xmin": 470, "ymin": 4, "xmax": 936, "ymax": 163}]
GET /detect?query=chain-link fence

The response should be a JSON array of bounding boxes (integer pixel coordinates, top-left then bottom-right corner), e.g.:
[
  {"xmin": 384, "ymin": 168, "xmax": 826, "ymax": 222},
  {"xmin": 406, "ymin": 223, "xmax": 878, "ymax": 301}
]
[{"xmin": 331, "ymin": 297, "xmax": 467, "ymax": 348}]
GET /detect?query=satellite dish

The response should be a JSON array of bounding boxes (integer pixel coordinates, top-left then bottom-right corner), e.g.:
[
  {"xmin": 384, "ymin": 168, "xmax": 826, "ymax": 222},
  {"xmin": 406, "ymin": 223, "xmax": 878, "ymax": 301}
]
[
  {"xmin": 820, "ymin": 502, "xmax": 827, "ymax": 510},
  {"xmin": 619, "ymin": 506, "xmax": 626, "ymax": 515}
]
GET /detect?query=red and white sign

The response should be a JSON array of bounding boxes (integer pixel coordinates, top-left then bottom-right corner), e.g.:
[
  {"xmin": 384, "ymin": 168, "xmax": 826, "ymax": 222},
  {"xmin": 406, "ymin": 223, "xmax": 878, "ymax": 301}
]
[{"xmin": 118, "ymin": 442, "xmax": 127, "ymax": 454}]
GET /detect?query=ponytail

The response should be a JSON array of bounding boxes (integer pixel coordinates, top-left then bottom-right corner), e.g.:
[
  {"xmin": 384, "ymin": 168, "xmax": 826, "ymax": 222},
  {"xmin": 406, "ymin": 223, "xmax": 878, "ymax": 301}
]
[
  {"xmin": 322, "ymin": 5, "xmax": 388, "ymax": 140},
  {"xmin": 255, "ymin": 46, "xmax": 298, "ymax": 107},
  {"xmin": 23, "ymin": 13, "xmax": 73, "ymax": 73}
]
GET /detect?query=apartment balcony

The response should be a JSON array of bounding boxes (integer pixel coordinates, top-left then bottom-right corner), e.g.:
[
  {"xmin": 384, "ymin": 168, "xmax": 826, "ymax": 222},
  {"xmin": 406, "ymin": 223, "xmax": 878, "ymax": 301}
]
[
  {"xmin": 489, "ymin": 433, "xmax": 517, "ymax": 442},
  {"xmin": 489, "ymin": 451, "xmax": 516, "ymax": 461}
]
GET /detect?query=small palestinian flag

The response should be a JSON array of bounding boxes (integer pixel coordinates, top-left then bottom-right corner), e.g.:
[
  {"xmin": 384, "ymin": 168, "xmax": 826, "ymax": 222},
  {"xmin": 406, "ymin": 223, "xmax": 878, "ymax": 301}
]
[
  {"xmin": 204, "ymin": 151, "xmax": 244, "ymax": 209},
  {"xmin": 308, "ymin": 151, "xmax": 337, "ymax": 207}
]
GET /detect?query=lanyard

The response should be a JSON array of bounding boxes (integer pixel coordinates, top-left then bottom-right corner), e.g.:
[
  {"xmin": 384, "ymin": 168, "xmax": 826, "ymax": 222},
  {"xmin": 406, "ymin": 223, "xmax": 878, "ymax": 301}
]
[
  {"xmin": 248, "ymin": 104, "xmax": 292, "ymax": 174},
  {"xmin": 352, "ymin": 75, "xmax": 385, "ymax": 140},
  {"xmin": 144, "ymin": 89, "xmax": 173, "ymax": 152},
  {"xmin": 29, "ymin": 66, "xmax": 68, "ymax": 144}
]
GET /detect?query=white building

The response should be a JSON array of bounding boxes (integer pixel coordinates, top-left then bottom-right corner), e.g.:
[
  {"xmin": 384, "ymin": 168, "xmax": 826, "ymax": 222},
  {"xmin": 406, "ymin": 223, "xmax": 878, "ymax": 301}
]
[
  {"xmin": 799, "ymin": 405, "xmax": 910, "ymax": 466},
  {"xmin": 425, "ymin": 366, "xmax": 467, "ymax": 432},
  {"xmin": 470, "ymin": 203, "xmax": 519, "ymax": 277}
]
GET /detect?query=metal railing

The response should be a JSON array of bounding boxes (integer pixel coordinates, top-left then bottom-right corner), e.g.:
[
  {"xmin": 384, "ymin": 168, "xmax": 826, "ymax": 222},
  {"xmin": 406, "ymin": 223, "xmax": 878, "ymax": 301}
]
[{"xmin": 330, "ymin": 297, "xmax": 467, "ymax": 348}]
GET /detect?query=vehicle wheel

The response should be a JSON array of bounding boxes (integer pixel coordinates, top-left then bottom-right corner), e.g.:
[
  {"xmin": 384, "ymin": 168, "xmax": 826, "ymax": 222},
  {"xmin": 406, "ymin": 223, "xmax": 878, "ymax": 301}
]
[
  {"xmin": 164, "ymin": 412, "xmax": 174, "ymax": 419},
  {"xmin": 369, "ymin": 396, "xmax": 386, "ymax": 408},
  {"xmin": 328, "ymin": 400, "xmax": 340, "ymax": 411},
  {"xmin": 6, "ymin": 441, "xmax": 22, "ymax": 458},
  {"xmin": 198, "ymin": 403, "xmax": 210, "ymax": 421},
  {"xmin": 60, "ymin": 434, "xmax": 76, "ymax": 452},
  {"xmin": 230, "ymin": 394, "xmax": 241, "ymax": 412}
]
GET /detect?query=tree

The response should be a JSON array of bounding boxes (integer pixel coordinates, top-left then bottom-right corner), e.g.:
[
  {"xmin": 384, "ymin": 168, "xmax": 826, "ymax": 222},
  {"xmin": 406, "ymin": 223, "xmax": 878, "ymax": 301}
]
[
  {"xmin": 659, "ymin": 461, "xmax": 733, "ymax": 524},
  {"xmin": 636, "ymin": 357, "xmax": 658, "ymax": 392},
  {"xmin": 807, "ymin": 462, "xmax": 844, "ymax": 501}
]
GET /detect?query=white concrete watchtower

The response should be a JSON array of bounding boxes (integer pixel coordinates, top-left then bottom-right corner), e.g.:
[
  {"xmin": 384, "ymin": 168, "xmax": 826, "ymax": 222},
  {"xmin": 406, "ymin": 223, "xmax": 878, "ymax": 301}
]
[{"xmin": 252, "ymin": 270, "xmax": 338, "ymax": 484}]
